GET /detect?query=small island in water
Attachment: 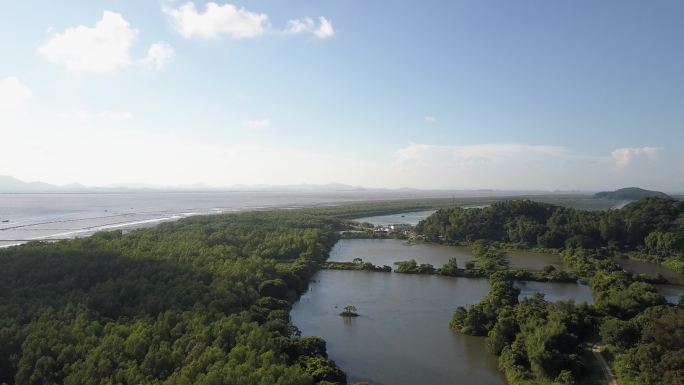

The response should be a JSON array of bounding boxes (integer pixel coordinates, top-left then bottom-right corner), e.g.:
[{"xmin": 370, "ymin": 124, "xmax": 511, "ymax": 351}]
[{"xmin": 340, "ymin": 305, "xmax": 359, "ymax": 317}]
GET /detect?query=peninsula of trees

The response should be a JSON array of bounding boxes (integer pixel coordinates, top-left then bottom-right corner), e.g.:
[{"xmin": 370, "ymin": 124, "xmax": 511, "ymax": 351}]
[
  {"xmin": 416, "ymin": 197, "xmax": 684, "ymax": 272},
  {"xmin": 416, "ymin": 198, "xmax": 684, "ymax": 385}
]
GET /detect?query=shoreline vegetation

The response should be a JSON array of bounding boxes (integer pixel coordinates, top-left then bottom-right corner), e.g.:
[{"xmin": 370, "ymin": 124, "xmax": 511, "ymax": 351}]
[
  {"xmin": 0, "ymin": 197, "xmax": 682, "ymax": 385},
  {"xmin": 0, "ymin": 199, "xmax": 475, "ymax": 385},
  {"xmin": 322, "ymin": 260, "xmax": 392, "ymax": 272},
  {"xmin": 3, "ymin": 202, "xmax": 446, "ymax": 385},
  {"xmin": 415, "ymin": 198, "xmax": 684, "ymax": 385}
]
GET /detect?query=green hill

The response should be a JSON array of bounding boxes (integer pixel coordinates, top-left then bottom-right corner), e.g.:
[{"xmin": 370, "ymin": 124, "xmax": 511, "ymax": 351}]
[{"xmin": 594, "ymin": 187, "xmax": 671, "ymax": 200}]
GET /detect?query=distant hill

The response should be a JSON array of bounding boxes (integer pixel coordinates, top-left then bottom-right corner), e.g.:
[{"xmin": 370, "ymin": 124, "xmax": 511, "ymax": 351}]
[
  {"xmin": 0, "ymin": 175, "xmax": 369, "ymax": 193},
  {"xmin": 0, "ymin": 175, "xmax": 60, "ymax": 192},
  {"xmin": 594, "ymin": 187, "xmax": 671, "ymax": 200}
]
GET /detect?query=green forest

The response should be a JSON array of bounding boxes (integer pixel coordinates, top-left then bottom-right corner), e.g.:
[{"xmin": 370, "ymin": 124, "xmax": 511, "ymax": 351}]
[
  {"xmin": 0, "ymin": 210, "xmax": 352, "ymax": 385},
  {"xmin": 420, "ymin": 198, "xmax": 684, "ymax": 385},
  {"xmin": 416, "ymin": 197, "xmax": 684, "ymax": 272},
  {"xmin": 1, "ymin": 197, "xmax": 683, "ymax": 385}
]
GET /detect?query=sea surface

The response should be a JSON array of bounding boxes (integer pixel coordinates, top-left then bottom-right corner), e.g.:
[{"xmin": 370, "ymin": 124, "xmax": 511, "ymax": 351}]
[{"xmin": 0, "ymin": 191, "xmax": 453, "ymax": 248}]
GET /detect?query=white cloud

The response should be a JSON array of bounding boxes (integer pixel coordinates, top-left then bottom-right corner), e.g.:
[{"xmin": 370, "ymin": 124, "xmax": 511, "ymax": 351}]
[
  {"xmin": 0, "ymin": 77, "xmax": 32, "ymax": 115},
  {"xmin": 1, "ymin": 107, "xmax": 673, "ymax": 190},
  {"xmin": 611, "ymin": 147, "xmax": 660, "ymax": 168},
  {"xmin": 314, "ymin": 17, "xmax": 335, "ymax": 39},
  {"xmin": 383, "ymin": 143, "xmax": 676, "ymax": 190},
  {"xmin": 394, "ymin": 143, "xmax": 571, "ymax": 167},
  {"xmin": 163, "ymin": 2, "xmax": 268, "ymax": 39},
  {"xmin": 143, "ymin": 41, "xmax": 174, "ymax": 70},
  {"xmin": 390, "ymin": 143, "xmax": 614, "ymax": 190},
  {"xmin": 424, "ymin": 116, "xmax": 436, "ymax": 123},
  {"xmin": 244, "ymin": 118, "xmax": 271, "ymax": 129},
  {"xmin": 164, "ymin": 2, "xmax": 334, "ymax": 40},
  {"xmin": 285, "ymin": 17, "xmax": 335, "ymax": 39},
  {"xmin": 284, "ymin": 18, "xmax": 315, "ymax": 35},
  {"xmin": 38, "ymin": 11, "xmax": 138, "ymax": 73}
]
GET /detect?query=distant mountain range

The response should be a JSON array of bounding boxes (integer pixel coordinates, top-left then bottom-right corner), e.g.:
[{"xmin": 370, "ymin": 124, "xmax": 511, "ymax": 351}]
[
  {"xmin": 0, "ymin": 177, "xmax": 562, "ymax": 195},
  {"xmin": 0, "ymin": 175, "xmax": 84, "ymax": 192},
  {"xmin": 594, "ymin": 187, "xmax": 671, "ymax": 200},
  {"xmin": 0, "ymin": 176, "xmax": 374, "ymax": 193},
  {"xmin": 1, "ymin": 176, "xmax": 676, "ymax": 198}
]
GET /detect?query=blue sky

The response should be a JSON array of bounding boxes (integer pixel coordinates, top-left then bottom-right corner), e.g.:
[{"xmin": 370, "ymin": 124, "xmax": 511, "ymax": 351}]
[{"xmin": 1, "ymin": 1, "xmax": 683, "ymax": 190}]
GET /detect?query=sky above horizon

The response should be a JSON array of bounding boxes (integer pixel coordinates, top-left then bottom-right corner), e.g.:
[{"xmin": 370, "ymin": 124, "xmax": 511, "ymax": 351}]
[{"xmin": 2, "ymin": 1, "xmax": 683, "ymax": 191}]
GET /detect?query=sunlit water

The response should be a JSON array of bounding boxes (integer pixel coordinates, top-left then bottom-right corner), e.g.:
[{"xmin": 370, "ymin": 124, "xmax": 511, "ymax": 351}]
[
  {"xmin": 329, "ymin": 238, "xmax": 565, "ymax": 271},
  {"xmin": 0, "ymin": 191, "xmax": 453, "ymax": 248},
  {"xmin": 292, "ymin": 270, "xmax": 506, "ymax": 385},
  {"xmin": 292, "ymin": 238, "xmax": 595, "ymax": 385},
  {"xmin": 353, "ymin": 210, "xmax": 436, "ymax": 226}
]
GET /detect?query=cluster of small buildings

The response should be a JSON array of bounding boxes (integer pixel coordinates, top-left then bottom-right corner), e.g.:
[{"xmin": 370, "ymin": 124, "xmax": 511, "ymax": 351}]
[{"xmin": 373, "ymin": 223, "xmax": 414, "ymax": 235}]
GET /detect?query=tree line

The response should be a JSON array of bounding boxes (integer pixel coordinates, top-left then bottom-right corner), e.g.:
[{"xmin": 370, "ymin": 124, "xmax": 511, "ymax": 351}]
[
  {"xmin": 416, "ymin": 197, "xmax": 684, "ymax": 272},
  {"xmin": 0, "ymin": 210, "xmax": 351, "ymax": 385},
  {"xmin": 421, "ymin": 199, "xmax": 684, "ymax": 385}
]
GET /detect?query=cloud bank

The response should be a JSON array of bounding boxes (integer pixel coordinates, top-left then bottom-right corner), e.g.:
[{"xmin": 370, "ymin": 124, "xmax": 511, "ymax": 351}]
[
  {"xmin": 611, "ymin": 147, "xmax": 660, "ymax": 169},
  {"xmin": 163, "ymin": 2, "xmax": 334, "ymax": 40},
  {"xmin": 39, "ymin": 11, "xmax": 173, "ymax": 73},
  {"xmin": 1, "ymin": 114, "xmax": 674, "ymax": 190},
  {"xmin": 163, "ymin": 2, "xmax": 268, "ymax": 39},
  {"xmin": 285, "ymin": 17, "xmax": 335, "ymax": 39}
]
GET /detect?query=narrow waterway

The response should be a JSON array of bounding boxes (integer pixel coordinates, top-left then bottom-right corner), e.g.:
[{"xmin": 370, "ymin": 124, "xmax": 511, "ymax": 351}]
[{"xmin": 613, "ymin": 257, "xmax": 684, "ymax": 302}]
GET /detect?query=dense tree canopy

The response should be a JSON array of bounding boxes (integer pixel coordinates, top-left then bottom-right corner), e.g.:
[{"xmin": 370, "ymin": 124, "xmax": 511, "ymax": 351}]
[
  {"xmin": 604, "ymin": 306, "xmax": 684, "ymax": 385},
  {"xmin": 0, "ymin": 210, "xmax": 343, "ymax": 385},
  {"xmin": 2, "ymin": 198, "xmax": 682, "ymax": 385},
  {"xmin": 436, "ymin": 198, "xmax": 684, "ymax": 385},
  {"xmin": 416, "ymin": 198, "xmax": 684, "ymax": 264}
]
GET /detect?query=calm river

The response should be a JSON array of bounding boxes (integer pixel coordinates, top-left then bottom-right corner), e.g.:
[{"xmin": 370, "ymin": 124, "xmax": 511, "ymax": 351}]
[
  {"xmin": 293, "ymin": 240, "xmax": 591, "ymax": 384},
  {"xmin": 291, "ymin": 211, "xmax": 682, "ymax": 385},
  {"xmin": 291, "ymin": 270, "xmax": 505, "ymax": 385}
]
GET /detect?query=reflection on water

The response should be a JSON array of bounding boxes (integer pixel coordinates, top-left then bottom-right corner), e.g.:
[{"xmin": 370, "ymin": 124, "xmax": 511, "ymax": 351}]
[
  {"xmin": 329, "ymin": 239, "xmax": 473, "ymax": 267},
  {"xmin": 294, "ymin": 214, "xmax": 684, "ymax": 384},
  {"xmin": 293, "ymin": 238, "xmax": 598, "ymax": 385},
  {"xmin": 613, "ymin": 257, "xmax": 684, "ymax": 302},
  {"xmin": 516, "ymin": 280, "xmax": 593, "ymax": 304},
  {"xmin": 614, "ymin": 257, "xmax": 684, "ymax": 285},
  {"xmin": 292, "ymin": 270, "xmax": 505, "ymax": 385},
  {"xmin": 330, "ymin": 239, "xmax": 565, "ymax": 271},
  {"xmin": 657, "ymin": 284, "xmax": 684, "ymax": 304}
]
